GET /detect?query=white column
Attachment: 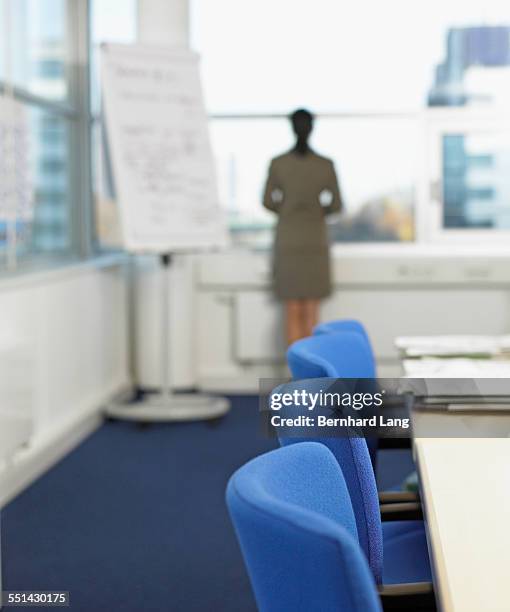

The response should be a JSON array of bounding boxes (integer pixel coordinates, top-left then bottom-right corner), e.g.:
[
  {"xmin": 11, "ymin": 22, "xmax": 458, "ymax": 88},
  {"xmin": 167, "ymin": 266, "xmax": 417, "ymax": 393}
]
[
  {"xmin": 135, "ymin": 0, "xmax": 195, "ymax": 389},
  {"xmin": 137, "ymin": 0, "xmax": 189, "ymax": 47}
]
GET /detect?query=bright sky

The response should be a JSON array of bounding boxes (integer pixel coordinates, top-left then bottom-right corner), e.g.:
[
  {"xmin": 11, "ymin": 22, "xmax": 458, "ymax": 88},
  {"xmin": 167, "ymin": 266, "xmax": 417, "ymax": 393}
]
[{"xmin": 191, "ymin": 0, "xmax": 510, "ymax": 113}]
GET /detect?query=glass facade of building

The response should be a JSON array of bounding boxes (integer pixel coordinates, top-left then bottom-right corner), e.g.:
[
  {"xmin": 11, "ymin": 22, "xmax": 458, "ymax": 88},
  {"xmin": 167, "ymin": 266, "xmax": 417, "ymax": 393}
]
[{"xmin": 430, "ymin": 26, "xmax": 510, "ymax": 233}]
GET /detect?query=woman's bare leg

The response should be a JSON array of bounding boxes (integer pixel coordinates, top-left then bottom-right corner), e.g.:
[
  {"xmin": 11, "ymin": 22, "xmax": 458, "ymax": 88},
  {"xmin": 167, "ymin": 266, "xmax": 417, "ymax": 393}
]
[
  {"xmin": 286, "ymin": 300, "xmax": 305, "ymax": 346},
  {"xmin": 303, "ymin": 299, "xmax": 320, "ymax": 337}
]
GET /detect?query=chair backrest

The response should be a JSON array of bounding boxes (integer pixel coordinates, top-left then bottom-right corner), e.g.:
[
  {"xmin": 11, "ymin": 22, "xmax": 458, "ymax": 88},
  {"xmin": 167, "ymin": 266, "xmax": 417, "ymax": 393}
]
[
  {"xmin": 314, "ymin": 318, "xmax": 376, "ymax": 370},
  {"xmin": 273, "ymin": 379, "xmax": 384, "ymax": 584},
  {"xmin": 226, "ymin": 443, "xmax": 382, "ymax": 612},
  {"xmin": 287, "ymin": 331, "xmax": 376, "ymax": 381},
  {"xmin": 286, "ymin": 331, "xmax": 379, "ymax": 470}
]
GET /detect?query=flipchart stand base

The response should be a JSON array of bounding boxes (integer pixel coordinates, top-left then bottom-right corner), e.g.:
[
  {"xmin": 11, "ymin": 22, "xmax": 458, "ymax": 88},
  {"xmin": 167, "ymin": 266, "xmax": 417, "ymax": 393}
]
[
  {"xmin": 105, "ymin": 252, "xmax": 231, "ymax": 423},
  {"xmin": 105, "ymin": 392, "xmax": 230, "ymax": 422}
]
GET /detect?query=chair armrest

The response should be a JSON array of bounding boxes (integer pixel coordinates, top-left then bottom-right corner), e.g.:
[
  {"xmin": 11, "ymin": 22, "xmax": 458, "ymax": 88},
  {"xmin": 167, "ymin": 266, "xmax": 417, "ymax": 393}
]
[
  {"xmin": 379, "ymin": 582, "xmax": 433, "ymax": 596},
  {"xmin": 379, "ymin": 490, "xmax": 420, "ymax": 504},
  {"xmin": 378, "ymin": 582, "xmax": 436, "ymax": 611},
  {"xmin": 380, "ymin": 502, "xmax": 423, "ymax": 521}
]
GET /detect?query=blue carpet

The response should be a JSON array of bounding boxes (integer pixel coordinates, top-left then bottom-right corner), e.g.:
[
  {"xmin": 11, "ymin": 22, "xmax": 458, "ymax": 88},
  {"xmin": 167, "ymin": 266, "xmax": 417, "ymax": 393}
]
[
  {"xmin": 2, "ymin": 396, "xmax": 276, "ymax": 612},
  {"xmin": 376, "ymin": 448, "xmax": 416, "ymax": 491},
  {"xmin": 2, "ymin": 395, "xmax": 415, "ymax": 611}
]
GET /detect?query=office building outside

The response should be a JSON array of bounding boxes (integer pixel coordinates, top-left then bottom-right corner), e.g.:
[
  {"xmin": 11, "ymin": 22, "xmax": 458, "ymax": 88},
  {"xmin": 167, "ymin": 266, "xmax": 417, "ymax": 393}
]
[{"xmin": 429, "ymin": 25, "xmax": 510, "ymax": 230}]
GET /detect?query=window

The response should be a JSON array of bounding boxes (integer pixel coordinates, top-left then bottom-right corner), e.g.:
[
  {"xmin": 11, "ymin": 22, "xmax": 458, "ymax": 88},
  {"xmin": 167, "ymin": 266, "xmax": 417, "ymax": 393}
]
[
  {"xmin": 38, "ymin": 60, "xmax": 65, "ymax": 79},
  {"xmin": 0, "ymin": 0, "xmax": 86, "ymax": 268},
  {"xmin": 29, "ymin": 109, "xmax": 71, "ymax": 253},
  {"xmin": 5, "ymin": 0, "xmax": 69, "ymax": 101},
  {"xmin": 191, "ymin": 0, "xmax": 510, "ymax": 245},
  {"xmin": 0, "ymin": 0, "xmax": 138, "ymax": 269},
  {"xmin": 424, "ymin": 115, "xmax": 510, "ymax": 241},
  {"xmin": 210, "ymin": 116, "xmax": 418, "ymax": 246}
]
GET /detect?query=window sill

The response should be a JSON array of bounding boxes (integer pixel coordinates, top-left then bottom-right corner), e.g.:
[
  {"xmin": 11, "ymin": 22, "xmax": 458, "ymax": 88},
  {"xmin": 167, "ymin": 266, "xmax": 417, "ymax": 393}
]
[
  {"xmin": 0, "ymin": 251, "xmax": 128, "ymax": 293},
  {"xmin": 330, "ymin": 242, "xmax": 510, "ymax": 258},
  {"xmin": 230, "ymin": 241, "xmax": 510, "ymax": 258}
]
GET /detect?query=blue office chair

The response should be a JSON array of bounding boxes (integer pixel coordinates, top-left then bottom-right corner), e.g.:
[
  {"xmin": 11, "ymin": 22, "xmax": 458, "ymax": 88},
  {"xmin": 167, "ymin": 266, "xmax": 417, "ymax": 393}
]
[
  {"xmin": 287, "ymin": 331, "xmax": 416, "ymax": 484},
  {"xmin": 287, "ymin": 331, "xmax": 379, "ymax": 467},
  {"xmin": 226, "ymin": 442, "xmax": 383, "ymax": 612},
  {"xmin": 274, "ymin": 379, "xmax": 432, "ymax": 595},
  {"xmin": 314, "ymin": 318, "xmax": 376, "ymax": 367},
  {"xmin": 310, "ymin": 322, "xmax": 416, "ymax": 481},
  {"xmin": 287, "ymin": 330, "xmax": 376, "ymax": 380}
]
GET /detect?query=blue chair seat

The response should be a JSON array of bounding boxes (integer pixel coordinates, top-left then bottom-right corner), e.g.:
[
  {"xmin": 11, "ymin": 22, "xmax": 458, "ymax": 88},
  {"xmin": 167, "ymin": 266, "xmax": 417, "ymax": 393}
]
[{"xmin": 382, "ymin": 521, "xmax": 432, "ymax": 585}]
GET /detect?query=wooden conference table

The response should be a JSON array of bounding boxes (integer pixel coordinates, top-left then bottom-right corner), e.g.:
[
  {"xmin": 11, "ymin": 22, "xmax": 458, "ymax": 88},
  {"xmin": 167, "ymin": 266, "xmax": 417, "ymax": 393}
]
[
  {"xmin": 396, "ymin": 335, "xmax": 510, "ymax": 612},
  {"xmin": 414, "ymin": 438, "xmax": 510, "ymax": 612}
]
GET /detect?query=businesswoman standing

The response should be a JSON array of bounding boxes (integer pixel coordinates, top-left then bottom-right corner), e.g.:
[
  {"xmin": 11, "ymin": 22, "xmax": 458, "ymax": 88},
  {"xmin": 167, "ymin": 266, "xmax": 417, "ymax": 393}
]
[{"xmin": 263, "ymin": 109, "xmax": 342, "ymax": 345}]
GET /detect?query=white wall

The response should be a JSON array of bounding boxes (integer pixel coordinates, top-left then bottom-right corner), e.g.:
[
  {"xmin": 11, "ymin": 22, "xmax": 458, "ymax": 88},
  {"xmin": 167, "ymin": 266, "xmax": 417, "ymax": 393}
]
[
  {"xmin": 0, "ymin": 259, "xmax": 129, "ymax": 507},
  {"xmin": 135, "ymin": 246, "xmax": 510, "ymax": 392},
  {"xmin": 138, "ymin": 0, "xmax": 189, "ymax": 45}
]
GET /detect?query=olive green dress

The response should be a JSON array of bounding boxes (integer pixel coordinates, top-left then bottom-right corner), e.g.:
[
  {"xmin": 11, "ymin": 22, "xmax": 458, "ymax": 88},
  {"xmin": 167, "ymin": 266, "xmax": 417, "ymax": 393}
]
[{"xmin": 263, "ymin": 151, "xmax": 342, "ymax": 300}]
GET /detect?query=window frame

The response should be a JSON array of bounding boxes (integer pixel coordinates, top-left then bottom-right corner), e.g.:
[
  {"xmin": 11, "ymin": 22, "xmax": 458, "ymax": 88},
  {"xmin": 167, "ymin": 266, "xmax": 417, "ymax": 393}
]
[
  {"xmin": 208, "ymin": 110, "xmax": 422, "ymax": 244},
  {"xmin": 422, "ymin": 107, "xmax": 510, "ymax": 244},
  {"xmin": 208, "ymin": 108, "xmax": 510, "ymax": 247},
  {"xmin": 0, "ymin": 0, "xmax": 94, "ymax": 272}
]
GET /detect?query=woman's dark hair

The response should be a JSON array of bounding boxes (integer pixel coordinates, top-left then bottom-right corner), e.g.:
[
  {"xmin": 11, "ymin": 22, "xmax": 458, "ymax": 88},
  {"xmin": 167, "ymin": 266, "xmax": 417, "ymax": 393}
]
[{"xmin": 290, "ymin": 108, "xmax": 314, "ymax": 128}]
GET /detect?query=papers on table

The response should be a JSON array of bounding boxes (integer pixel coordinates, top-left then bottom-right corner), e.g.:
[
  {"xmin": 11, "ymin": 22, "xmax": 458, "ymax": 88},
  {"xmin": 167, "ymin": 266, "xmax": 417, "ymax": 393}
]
[
  {"xmin": 446, "ymin": 403, "xmax": 510, "ymax": 412},
  {"xmin": 398, "ymin": 335, "xmax": 510, "ymax": 416},
  {"xmin": 396, "ymin": 335, "xmax": 510, "ymax": 358},
  {"xmin": 403, "ymin": 358, "xmax": 510, "ymax": 378}
]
